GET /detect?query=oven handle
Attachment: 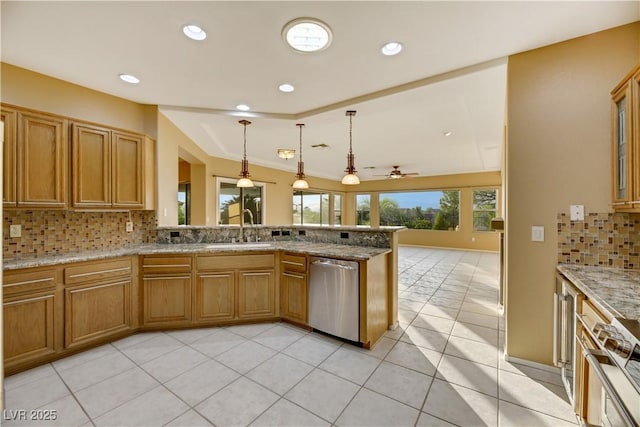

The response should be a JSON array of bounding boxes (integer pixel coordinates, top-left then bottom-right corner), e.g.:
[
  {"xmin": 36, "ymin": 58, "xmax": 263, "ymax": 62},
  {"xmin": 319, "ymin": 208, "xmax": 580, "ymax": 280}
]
[{"xmin": 580, "ymin": 341, "xmax": 639, "ymax": 427}]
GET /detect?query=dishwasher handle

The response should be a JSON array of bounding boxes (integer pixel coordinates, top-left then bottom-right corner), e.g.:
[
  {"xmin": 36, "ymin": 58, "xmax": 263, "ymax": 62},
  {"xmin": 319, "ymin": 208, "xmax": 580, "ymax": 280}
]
[{"xmin": 310, "ymin": 259, "xmax": 357, "ymax": 271}]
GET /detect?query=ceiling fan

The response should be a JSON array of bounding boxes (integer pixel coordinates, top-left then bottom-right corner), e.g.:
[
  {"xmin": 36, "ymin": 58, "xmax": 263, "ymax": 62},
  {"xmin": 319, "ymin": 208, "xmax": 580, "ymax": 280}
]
[{"xmin": 374, "ymin": 165, "xmax": 419, "ymax": 179}]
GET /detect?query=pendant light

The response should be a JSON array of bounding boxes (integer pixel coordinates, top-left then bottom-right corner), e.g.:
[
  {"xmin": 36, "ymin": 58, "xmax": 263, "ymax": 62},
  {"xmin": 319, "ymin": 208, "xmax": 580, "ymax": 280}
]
[
  {"xmin": 341, "ymin": 110, "xmax": 360, "ymax": 185},
  {"xmin": 292, "ymin": 123, "xmax": 309, "ymax": 189},
  {"xmin": 237, "ymin": 119, "xmax": 254, "ymax": 188}
]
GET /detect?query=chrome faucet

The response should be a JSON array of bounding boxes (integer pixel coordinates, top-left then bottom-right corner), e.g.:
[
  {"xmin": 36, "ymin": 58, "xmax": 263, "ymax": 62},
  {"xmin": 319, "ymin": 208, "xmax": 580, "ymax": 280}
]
[{"xmin": 240, "ymin": 209, "xmax": 254, "ymax": 242}]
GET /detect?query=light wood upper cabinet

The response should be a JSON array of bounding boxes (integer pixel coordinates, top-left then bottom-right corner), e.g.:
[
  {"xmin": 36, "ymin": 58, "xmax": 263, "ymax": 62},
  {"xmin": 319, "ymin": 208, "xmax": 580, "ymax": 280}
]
[
  {"xmin": 71, "ymin": 123, "xmax": 149, "ymax": 209},
  {"xmin": 72, "ymin": 123, "xmax": 112, "ymax": 207},
  {"xmin": 2, "ymin": 107, "xmax": 17, "ymax": 206},
  {"xmin": 611, "ymin": 64, "xmax": 640, "ymax": 211},
  {"xmin": 112, "ymin": 131, "xmax": 144, "ymax": 208},
  {"xmin": 17, "ymin": 111, "xmax": 68, "ymax": 208}
]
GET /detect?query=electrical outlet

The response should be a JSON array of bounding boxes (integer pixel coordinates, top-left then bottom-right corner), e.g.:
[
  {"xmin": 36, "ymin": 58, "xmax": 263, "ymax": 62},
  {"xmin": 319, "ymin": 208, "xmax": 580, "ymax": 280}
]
[
  {"xmin": 125, "ymin": 221, "xmax": 134, "ymax": 232},
  {"xmin": 9, "ymin": 224, "xmax": 21, "ymax": 238},
  {"xmin": 570, "ymin": 204, "xmax": 585, "ymax": 221},
  {"xmin": 531, "ymin": 225, "xmax": 545, "ymax": 242}
]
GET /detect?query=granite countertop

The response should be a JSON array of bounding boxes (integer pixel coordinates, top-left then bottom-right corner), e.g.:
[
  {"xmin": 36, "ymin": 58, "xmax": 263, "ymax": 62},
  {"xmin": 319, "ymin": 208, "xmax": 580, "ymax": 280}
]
[
  {"xmin": 557, "ymin": 264, "xmax": 640, "ymax": 320},
  {"xmin": 3, "ymin": 242, "xmax": 392, "ymax": 270}
]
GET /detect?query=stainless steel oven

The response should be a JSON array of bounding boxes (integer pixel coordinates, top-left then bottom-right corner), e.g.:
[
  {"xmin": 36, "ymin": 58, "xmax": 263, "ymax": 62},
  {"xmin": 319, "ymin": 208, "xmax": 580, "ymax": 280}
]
[
  {"xmin": 554, "ymin": 273, "xmax": 584, "ymax": 405},
  {"xmin": 577, "ymin": 315, "xmax": 640, "ymax": 427}
]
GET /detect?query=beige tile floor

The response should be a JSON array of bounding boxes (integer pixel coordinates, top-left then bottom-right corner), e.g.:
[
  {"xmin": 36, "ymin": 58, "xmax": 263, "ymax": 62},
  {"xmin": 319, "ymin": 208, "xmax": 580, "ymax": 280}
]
[{"xmin": 3, "ymin": 247, "xmax": 578, "ymax": 426}]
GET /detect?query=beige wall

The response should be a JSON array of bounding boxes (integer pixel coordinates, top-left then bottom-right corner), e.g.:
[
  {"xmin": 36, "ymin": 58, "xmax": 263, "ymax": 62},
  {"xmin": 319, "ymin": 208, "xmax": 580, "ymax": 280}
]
[{"xmin": 505, "ymin": 22, "xmax": 640, "ymax": 365}]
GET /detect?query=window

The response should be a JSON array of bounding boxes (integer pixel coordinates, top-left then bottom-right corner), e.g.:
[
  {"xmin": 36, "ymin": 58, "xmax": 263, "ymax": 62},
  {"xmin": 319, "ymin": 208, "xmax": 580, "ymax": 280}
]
[
  {"xmin": 473, "ymin": 189, "xmax": 497, "ymax": 231},
  {"xmin": 218, "ymin": 179, "xmax": 264, "ymax": 225},
  {"xmin": 356, "ymin": 194, "xmax": 371, "ymax": 226},
  {"xmin": 293, "ymin": 191, "xmax": 340, "ymax": 225},
  {"xmin": 333, "ymin": 194, "xmax": 342, "ymax": 225},
  {"xmin": 378, "ymin": 190, "xmax": 460, "ymax": 230},
  {"xmin": 178, "ymin": 183, "xmax": 191, "ymax": 225}
]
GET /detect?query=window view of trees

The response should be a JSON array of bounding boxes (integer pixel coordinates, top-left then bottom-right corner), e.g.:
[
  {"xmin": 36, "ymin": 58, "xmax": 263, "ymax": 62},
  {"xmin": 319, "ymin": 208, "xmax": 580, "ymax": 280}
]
[
  {"xmin": 356, "ymin": 194, "xmax": 371, "ymax": 226},
  {"xmin": 293, "ymin": 191, "xmax": 340, "ymax": 225},
  {"xmin": 378, "ymin": 190, "xmax": 460, "ymax": 230},
  {"xmin": 473, "ymin": 189, "xmax": 497, "ymax": 231},
  {"xmin": 218, "ymin": 181, "xmax": 263, "ymax": 225},
  {"xmin": 178, "ymin": 183, "xmax": 190, "ymax": 225}
]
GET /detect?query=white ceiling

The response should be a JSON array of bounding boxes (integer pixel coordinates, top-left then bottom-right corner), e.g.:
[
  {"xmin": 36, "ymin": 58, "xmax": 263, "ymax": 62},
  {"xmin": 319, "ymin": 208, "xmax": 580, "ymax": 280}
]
[{"xmin": 2, "ymin": 1, "xmax": 638, "ymax": 181}]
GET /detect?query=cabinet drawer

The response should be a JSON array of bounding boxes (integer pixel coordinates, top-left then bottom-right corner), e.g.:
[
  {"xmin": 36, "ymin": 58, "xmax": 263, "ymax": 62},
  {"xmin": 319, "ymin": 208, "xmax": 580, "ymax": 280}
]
[
  {"xmin": 64, "ymin": 258, "xmax": 132, "ymax": 285},
  {"xmin": 281, "ymin": 253, "xmax": 307, "ymax": 273},
  {"xmin": 142, "ymin": 256, "xmax": 192, "ymax": 275},
  {"xmin": 3, "ymin": 269, "xmax": 57, "ymax": 297},
  {"xmin": 197, "ymin": 254, "xmax": 275, "ymax": 271}
]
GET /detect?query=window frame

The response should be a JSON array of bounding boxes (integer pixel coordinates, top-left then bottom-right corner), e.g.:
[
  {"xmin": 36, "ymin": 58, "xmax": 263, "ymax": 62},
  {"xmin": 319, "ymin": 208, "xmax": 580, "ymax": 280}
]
[
  {"xmin": 292, "ymin": 190, "xmax": 342, "ymax": 226},
  {"xmin": 377, "ymin": 189, "xmax": 461, "ymax": 231},
  {"xmin": 472, "ymin": 188, "xmax": 498, "ymax": 232},
  {"xmin": 216, "ymin": 177, "xmax": 266, "ymax": 226}
]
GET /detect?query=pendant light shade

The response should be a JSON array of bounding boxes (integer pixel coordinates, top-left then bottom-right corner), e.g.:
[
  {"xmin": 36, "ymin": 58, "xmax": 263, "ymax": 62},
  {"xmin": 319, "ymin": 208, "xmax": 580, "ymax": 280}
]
[
  {"xmin": 292, "ymin": 123, "xmax": 309, "ymax": 189},
  {"xmin": 237, "ymin": 119, "xmax": 254, "ymax": 188},
  {"xmin": 341, "ymin": 110, "xmax": 360, "ymax": 185}
]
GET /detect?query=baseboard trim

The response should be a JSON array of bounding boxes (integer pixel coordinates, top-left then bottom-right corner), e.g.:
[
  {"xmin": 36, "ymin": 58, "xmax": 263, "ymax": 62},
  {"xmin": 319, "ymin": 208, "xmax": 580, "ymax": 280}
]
[{"xmin": 504, "ymin": 354, "xmax": 560, "ymax": 374}]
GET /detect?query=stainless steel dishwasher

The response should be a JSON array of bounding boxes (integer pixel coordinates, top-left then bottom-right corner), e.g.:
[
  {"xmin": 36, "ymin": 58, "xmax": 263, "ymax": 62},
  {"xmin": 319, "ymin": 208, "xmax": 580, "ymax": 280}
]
[{"xmin": 308, "ymin": 257, "xmax": 359, "ymax": 342}]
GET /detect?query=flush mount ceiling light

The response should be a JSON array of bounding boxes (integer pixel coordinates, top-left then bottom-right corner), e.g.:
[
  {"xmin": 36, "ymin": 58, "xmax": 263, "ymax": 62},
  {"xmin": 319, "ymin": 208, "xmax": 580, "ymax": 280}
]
[
  {"xmin": 278, "ymin": 83, "xmax": 295, "ymax": 93},
  {"xmin": 119, "ymin": 74, "xmax": 140, "ymax": 84},
  {"xmin": 236, "ymin": 104, "xmax": 250, "ymax": 111},
  {"xmin": 283, "ymin": 18, "xmax": 332, "ymax": 53},
  {"xmin": 444, "ymin": 131, "xmax": 453, "ymax": 137},
  {"xmin": 341, "ymin": 110, "xmax": 360, "ymax": 185},
  {"xmin": 381, "ymin": 41, "xmax": 403, "ymax": 56},
  {"xmin": 237, "ymin": 119, "xmax": 254, "ymax": 188},
  {"xmin": 277, "ymin": 149, "xmax": 295, "ymax": 160},
  {"xmin": 183, "ymin": 24, "xmax": 206, "ymax": 41},
  {"xmin": 292, "ymin": 123, "xmax": 309, "ymax": 189}
]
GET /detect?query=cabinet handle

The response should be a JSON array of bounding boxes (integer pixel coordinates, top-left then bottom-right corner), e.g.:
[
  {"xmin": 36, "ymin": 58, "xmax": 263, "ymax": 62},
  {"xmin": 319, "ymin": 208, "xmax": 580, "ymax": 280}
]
[
  {"xmin": 282, "ymin": 260, "xmax": 304, "ymax": 267},
  {"xmin": 283, "ymin": 272, "xmax": 305, "ymax": 279},
  {"xmin": 4, "ymin": 277, "xmax": 55, "ymax": 288},
  {"xmin": 68, "ymin": 266, "xmax": 131, "ymax": 279}
]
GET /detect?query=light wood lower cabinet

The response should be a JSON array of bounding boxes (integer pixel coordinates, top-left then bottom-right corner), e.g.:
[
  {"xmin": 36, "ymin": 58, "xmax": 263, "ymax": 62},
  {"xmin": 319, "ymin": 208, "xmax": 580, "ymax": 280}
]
[
  {"xmin": 63, "ymin": 258, "xmax": 134, "ymax": 348},
  {"xmin": 195, "ymin": 253, "xmax": 277, "ymax": 324},
  {"xmin": 238, "ymin": 270, "xmax": 276, "ymax": 319},
  {"xmin": 3, "ymin": 269, "xmax": 61, "ymax": 372},
  {"xmin": 141, "ymin": 255, "xmax": 192, "ymax": 326},
  {"xmin": 195, "ymin": 271, "xmax": 235, "ymax": 322},
  {"xmin": 280, "ymin": 253, "xmax": 308, "ymax": 324}
]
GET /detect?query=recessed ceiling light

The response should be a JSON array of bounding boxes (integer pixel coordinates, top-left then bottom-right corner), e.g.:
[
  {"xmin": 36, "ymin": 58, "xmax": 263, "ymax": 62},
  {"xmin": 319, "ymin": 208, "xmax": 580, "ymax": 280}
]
[
  {"xmin": 279, "ymin": 83, "xmax": 295, "ymax": 93},
  {"xmin": 236, "ymin": 104, "xmax": 250, "ymax": 111},
  {"xmin": 381, "ymin": 41, "xmax": 403, "ymax": 56},
  {"xmin": 444, "ymin": 131, "xmax": 452, "ymax": 137},
  {"xmin": 283, "ymin": 18, "xmax": 332, "ymax": 53},
  {"xmin": 119, "ymin": 74, "xmax": 140, "ymax": 84},
  {"xmin": 183, "ymin": 24, "xmax": 207, "ymax": 41}
]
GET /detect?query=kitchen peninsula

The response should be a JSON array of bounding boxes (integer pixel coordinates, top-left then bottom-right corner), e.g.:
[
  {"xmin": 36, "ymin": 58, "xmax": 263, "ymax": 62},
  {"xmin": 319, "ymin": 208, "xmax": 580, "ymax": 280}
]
[{"xmin": 2, "ymin": 225, "xmax": 403, "ymax": 375}]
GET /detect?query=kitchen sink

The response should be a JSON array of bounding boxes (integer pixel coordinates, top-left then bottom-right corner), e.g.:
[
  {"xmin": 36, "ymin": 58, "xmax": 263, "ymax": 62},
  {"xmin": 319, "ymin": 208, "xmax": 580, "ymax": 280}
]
[{"xmin": 205, "ymin": 243, "xmax": 273, "ymax": 249}]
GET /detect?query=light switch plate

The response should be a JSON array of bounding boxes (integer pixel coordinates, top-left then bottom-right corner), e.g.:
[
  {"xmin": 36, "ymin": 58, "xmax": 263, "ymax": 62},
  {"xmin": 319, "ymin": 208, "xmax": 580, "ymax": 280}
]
[
  {"xmin": 570, "ymin": 204, "xmax": 585, "ymax": 221},
  {"xmin": 9, "ymin": 224, "xmax": 21, "ymax": 238},
  {"xmin": 531, "ymin": 225, "xmax": 544, "ymax": 242}
]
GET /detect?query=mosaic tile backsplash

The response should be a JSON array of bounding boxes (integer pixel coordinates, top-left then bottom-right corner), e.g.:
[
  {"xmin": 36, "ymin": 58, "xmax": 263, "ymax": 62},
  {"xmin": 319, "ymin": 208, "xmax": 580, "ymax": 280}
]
[
  {"xmin": 3, "ymin": 210, "xmax": 157, "ymax": 260},
  {"xmin": 557, "ymin": 212, "xmax": 640, "ymax": 269}
]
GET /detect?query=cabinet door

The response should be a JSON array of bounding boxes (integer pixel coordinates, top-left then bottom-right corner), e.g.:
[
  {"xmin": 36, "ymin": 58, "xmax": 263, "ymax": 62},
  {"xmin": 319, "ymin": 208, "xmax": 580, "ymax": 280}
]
[
  {"xmin": 71, "ymin": 123, "xmax": 112, "ymax": 207},
  {"xmin": 612, "ymin": 82, "xmax": 633, "ymax": 205},
  {"xmin": 3, "ymin": 291, "xmax": 57, "ymax": 367},
  {"xmin": 2, "ymin": 107, "xmax": 17, "ymax": 206},
  {"xmin": 280, "ymin": 272, "xmax": 307, "ymax": 323},
  {"xmin": 143, "ymin": 276, "xmax": 191, "ymax": 325},
  {"xmin": 112, "ymin": 131, "xmax": 143, "ymax": 208},
  {"xmin": 195, "ymin": 272, "xmax": 235, "ymax": 322},
  {"xmin": 238, "ymin": 270, "xmax": 275, "ymax": 319},
  {"xmin": 633, "ymin": 70, "xmax": 640, "ymax": 204},
  {"xmin": 17, "ymin": 111, "xmax": 68, "ymax": 208},
  {"xmin": 65, "ymin": 280, "xmax": 131, "ymax": 348}
]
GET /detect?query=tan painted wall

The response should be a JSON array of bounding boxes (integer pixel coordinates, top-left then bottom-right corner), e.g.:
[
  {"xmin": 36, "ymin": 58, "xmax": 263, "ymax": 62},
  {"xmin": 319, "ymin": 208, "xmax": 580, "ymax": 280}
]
[
  {"xmin": 505, "ymin": 22, "xmax": 640, "ymax": 365},
  {"xmin": 1, "ymin": 63, "xmax": 148, "ymax": 133}
]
